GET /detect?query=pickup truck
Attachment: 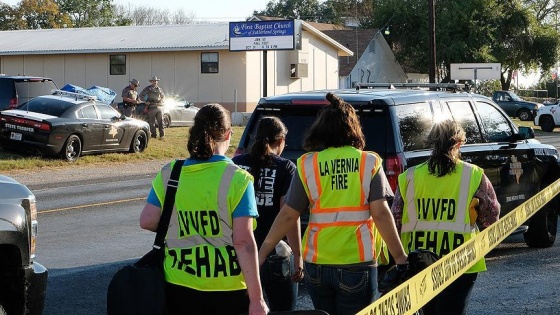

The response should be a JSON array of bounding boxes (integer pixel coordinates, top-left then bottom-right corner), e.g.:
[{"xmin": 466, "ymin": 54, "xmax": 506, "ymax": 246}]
[
  {"xmin": 492, "ymin": 90, "xmax": 543, "ymax": 121},
  {"xmin": 0, "ymin": 175, "xmax": 47, "ymax": 315}
]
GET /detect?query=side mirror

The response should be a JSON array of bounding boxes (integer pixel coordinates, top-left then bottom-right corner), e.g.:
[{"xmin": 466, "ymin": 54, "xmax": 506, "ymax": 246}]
[{"xmin": 518, "ymin": 126, "xmax": 535, "ymax": 139}]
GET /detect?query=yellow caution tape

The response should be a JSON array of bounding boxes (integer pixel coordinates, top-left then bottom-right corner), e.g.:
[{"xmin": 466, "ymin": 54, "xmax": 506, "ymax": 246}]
[{"xmin": 357, "ymin": 178, "xmax": 560, "ymax": 315}]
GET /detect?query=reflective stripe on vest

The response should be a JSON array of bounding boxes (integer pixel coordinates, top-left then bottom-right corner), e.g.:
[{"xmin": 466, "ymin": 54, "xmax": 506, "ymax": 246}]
[
  {"xmin": 166, "ymin": 164, "xmax": 237, "ymax": 248},
  {"xmin": 401, "ymin": 163, "xmax": 475, "ymax": 234},
  {"xmin": 154, "ymin": 160, "xmax": 251, "ymax": 291},
  {"xmin": 299, "ymin": 148, "xmax": 381, "ymax": 264}
]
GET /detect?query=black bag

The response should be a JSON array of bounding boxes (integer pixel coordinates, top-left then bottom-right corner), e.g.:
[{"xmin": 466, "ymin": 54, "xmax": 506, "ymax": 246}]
[
  {"xmin": 378, "ymin": 249, "xmax": 440, "ymax": 295},
  {"xmin": 107, "ymin": 160, "xmax": 184, "ymax": 315},
  {"xmin": 266, "ymin": 254, "xmax": 291, "ymax": 281}
]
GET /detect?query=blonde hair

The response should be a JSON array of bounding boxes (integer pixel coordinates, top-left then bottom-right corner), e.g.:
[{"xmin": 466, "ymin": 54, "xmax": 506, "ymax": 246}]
[{"xmin": 425, "ymin": 120, "xmax": 466, "ymax": 177}]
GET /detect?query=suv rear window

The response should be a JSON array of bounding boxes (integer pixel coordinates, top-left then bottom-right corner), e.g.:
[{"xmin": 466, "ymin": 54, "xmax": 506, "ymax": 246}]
[
  {"xmin": 245, "ymin": 105, "xmax": 392, "ymax": 161},
  {"xmin": 14, "ymin": 80, "xmax": 57, "ymax": 103},
  {"xmin": 21, "ymin": 97, "xmax": 74, "ymax": 116}
]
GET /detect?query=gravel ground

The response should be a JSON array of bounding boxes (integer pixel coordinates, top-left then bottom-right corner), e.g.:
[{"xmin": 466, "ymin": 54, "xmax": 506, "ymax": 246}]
[{"xmin": 4, "ymin": 159, "xmax": 169, "ymax": 189}]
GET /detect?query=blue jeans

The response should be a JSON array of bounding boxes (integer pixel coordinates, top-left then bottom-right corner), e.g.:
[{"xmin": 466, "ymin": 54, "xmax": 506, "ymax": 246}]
[
  {"xmin": 304, "ymin": 261, "xmax": 377, "ymax": 315},
  {"xmin": 261, "ymin": 253, "xmax": 298, "ymax": 311}
]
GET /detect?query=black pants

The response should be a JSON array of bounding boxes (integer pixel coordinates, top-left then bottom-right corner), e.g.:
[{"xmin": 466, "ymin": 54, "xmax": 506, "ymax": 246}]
[
  {"xmin": 165, "ymin": 282, "xmax": 249, "ymax": 315},
  {"xmin": 422, "ymin": 273, "xmax": 478, "ymax": 315}
]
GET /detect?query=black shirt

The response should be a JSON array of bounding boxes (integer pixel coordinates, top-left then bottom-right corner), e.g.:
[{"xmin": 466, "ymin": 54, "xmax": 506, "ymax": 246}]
[{"xmin": 232, "ymin": 154, "xmax": 296, "ymax": 248}]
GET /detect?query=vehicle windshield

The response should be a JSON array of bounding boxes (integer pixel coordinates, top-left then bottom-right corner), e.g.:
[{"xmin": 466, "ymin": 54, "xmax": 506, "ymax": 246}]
[
  {"xmin": 510, "ymin": 93, "xmax": 522, "ymax": 101},
  {"xmin": 18, "ymin": 97, "xmax": 73, "ymax": 116}
]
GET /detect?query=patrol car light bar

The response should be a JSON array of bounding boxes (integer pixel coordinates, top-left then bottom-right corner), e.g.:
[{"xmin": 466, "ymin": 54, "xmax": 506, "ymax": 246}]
[
  {"xmin": 51, "ymin": 89, "xmax": 97, "ymax": 101},
  {"xmin": 355, "ymin": 83, "xmax": 470, "ymax": 92}
]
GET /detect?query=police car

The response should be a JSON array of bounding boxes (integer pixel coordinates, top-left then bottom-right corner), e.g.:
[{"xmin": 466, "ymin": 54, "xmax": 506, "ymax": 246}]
[
  {"xmin": 0, "ymin": 90, "xmax": 150, "ymax": 161},
  {"xmin": 534, "ymin": 102, "xmax": 560, "ymax": 132},
  {"xmin": 235, "ymin": 83, "xmax": 560, "ymax": 248}
]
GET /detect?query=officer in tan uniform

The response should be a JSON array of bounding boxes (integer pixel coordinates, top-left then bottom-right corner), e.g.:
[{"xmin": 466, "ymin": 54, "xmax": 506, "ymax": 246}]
[
  {"xmin": 139, "ymin": 76, "xmax": 166, "ymax": 139},
  {"xmin": 121, "ymin": 78, "xmax": 140, "ymax": 117}
]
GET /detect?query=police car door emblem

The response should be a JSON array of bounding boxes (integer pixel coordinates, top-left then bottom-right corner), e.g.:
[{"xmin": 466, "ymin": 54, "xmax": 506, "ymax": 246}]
[
  {"xmin": 509, "ymin": 155, "xmax": 523, "ymax": 184},
  {"xmin": 108, "ymin": 126, "xmax": 119, "ymax": 138}
]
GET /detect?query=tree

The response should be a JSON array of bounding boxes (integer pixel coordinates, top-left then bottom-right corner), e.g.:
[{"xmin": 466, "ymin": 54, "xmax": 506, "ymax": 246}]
[
  {"xmin": 372, "ymin": 0, "xmax": 560, "ymax": 90},
  {"xmin": 253, "ymin": 0, "xmax": 322, "ymax": 21},
  {"xmin": 56, "ymin": 0, "xmax": 120, "ymax": 27},
  {"xmin": 115, "ymin": 5, "xmax": 195, "ymax": 25},
  {"xmin": 18, "ymin": 0, "xmax": 71, "ymax": 29},
  {"xmin": 0, "ymin": 3, "xmax": 26, "ymax": 30}
]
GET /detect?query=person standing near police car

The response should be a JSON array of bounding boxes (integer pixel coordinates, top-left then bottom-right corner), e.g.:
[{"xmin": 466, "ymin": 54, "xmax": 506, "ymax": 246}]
[
  {"xmin": 121, "ymin": 78, "xmax": 140, "ymax": 117},
  {"xmin": 139, "ymin": 76, "xmax": 165, "ymax": 139},
  {"xmin": 232, "ymin": 116, "xmax": 303, "ymax": 312},
  {"xmin": 140, "ymin": 103, "xmax": 268, "ymax": 315},
  {"xmin": 391, "ymin": 120, "xmax": 500, "ymax": 315},
  {"xmin": 258, "ymin": 92, "xmax": 408, "ymax": 315}
]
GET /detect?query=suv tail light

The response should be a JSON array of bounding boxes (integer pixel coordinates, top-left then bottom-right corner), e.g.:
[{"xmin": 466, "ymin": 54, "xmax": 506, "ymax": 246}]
[
  {"xmin": 9, "ymin": 97, "xmax": 18, "ymax": 109},
  {"xmin": 385, "ymin": 153, "xmax": 405, "ymax": 192}
]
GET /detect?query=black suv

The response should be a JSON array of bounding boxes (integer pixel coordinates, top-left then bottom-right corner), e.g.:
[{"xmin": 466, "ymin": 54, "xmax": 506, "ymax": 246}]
[
  {"xmin": 0, "ymin": 75, "xmax": 58, "ymax": 110},
  {"xmin": 235, "ymin": 83, "xmax": 560, "ymax": 248}
]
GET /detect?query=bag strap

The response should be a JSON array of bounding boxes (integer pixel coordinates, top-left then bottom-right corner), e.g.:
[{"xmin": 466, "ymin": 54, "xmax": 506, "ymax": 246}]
[{"xmin": 153, "ymin": 159, "xmax": 184, "ymax": 249}]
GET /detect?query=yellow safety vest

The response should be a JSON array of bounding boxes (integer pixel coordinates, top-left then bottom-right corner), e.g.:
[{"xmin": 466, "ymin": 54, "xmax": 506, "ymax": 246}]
[
  {"xmin": 398, "ymin": 161, "xmax": 486, "ymax": 273},
  {"xmin": 297, "ymin": 146, "xmax": 382, "ymax": 265},
  {"xmin": 152, "ymin": 159, "xmax": 253, "ymax": 291}
]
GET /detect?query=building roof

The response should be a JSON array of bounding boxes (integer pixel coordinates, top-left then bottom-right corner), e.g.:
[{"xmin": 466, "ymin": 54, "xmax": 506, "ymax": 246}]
[
  {"xmin": 322, "ymin": 28, "xmax": 378, "ymax": 77},
  {"xmin": 0, "ymin": 22, "xmax": 352, "ymax": 56}
]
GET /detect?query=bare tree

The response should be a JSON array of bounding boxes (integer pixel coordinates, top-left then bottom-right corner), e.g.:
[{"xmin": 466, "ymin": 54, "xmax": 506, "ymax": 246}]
[{"xmin": 116, "ymin": 4, "xmax": 195, "ymax": 25}]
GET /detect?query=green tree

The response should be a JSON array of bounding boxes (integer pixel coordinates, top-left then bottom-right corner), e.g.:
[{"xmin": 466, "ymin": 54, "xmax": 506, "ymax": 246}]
[
  {"xmin": 253, "ymin": 0, "xmax": 322, "ymax": 21},
  {"xmin": 373, "ymin": 0, "xmax": 560, "ymax": 90},
  {"xmin": 0, "ymin": 3, "xmax": 25, "ymax": 30},
  {"xmin": 56, "ymin": 0, "xmax": 118, "ymax": 27}
]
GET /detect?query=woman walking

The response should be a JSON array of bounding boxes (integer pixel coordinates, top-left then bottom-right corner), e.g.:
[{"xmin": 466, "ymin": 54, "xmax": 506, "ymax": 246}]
[
  {"xmin": 258, "ymin": 92, "xmax": 408, "ymax": 315},
  {"xmin": 140, "ymin": 104, "xmax": 268, "ymax": 315},
  {"xmin": 233, "ymin": 116, "xmax": 302, "ymax": 311}
]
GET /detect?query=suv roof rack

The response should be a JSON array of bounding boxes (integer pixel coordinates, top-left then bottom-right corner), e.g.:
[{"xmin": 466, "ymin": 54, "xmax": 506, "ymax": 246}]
[
  {"xmin": 355, "ymin": 82, "xmax": 471, "ymax": 92},
  {"xmin": 51, "ymin": 89, "xmax": 97, "ymax": 101}
]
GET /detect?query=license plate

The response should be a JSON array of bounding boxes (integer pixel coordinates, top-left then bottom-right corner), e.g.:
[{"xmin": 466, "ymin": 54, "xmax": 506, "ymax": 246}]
[{"xmin": 10, "ymin": 132, "xmax": 22, "ymax": 141}]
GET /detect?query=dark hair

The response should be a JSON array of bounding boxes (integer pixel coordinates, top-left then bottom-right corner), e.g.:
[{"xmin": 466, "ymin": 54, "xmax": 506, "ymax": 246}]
[
  {"xmin": 303, "ymin": 92, "xmax": 365, "ymax": 151},
  {"xmin": 248, "ymin": 116, "xmax": 287, "ymax": 181},
  {"xmin": 426, "ymin": 120, "xmax": 466, "ymax": 177},
  {"xmin": 187, "ymin": 103, "xmax": 231, "ymax": 160}
]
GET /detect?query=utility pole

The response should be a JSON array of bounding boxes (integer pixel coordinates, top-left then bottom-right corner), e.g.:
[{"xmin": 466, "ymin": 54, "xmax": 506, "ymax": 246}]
[{"xmin": 428, "ymin": 0, "xmax": 436, "ymax": 83}]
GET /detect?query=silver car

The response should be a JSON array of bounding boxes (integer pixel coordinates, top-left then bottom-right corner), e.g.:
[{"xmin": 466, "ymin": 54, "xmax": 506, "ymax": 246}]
[{"xmin": 134, "ymin": 95, "xmax": 199, "ymax": 128}]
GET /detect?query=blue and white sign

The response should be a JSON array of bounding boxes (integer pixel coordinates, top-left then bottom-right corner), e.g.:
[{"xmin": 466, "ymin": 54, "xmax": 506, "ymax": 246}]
[{"xmin": 229, "ymin": 20, "xmax": 297, "ymax": 51}]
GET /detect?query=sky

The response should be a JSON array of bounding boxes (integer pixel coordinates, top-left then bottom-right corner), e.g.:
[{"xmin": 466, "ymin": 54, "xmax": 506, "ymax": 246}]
[{"xmin": 2, "ymin": 0, "xmax": 271, "ymax": 22}]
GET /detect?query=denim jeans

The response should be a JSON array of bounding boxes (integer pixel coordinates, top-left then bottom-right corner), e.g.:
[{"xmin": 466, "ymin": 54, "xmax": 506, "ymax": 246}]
[
  {"xmin": 304, "ymin": 261, "xmax": 377, "ymax": 315},
  {"xmin": 260, "ymin": 253, "xmax": 298, "ymax": 311}
]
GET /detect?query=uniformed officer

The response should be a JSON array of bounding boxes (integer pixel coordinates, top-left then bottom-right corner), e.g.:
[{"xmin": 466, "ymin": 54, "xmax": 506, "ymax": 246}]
[
  {"xmin": 391, "ymin": 120, "xmax": 500, "ymax": 315},
  {"xmin": 121, "ymin": 78, "xmax": 140, "ymax": 117},
  {"xmin": 139, "ymin": 76, "xmax": 165, "ymax": 139}
]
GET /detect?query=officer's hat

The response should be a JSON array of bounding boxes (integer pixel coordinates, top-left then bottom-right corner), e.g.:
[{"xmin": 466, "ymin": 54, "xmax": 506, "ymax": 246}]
[
  {"xmin": 149, "ymin": 76, "xmax": 160, "ymax": 82},
  {"xmin": 130, "ymin": 78, "xmax": 139, "ymax": 87}
]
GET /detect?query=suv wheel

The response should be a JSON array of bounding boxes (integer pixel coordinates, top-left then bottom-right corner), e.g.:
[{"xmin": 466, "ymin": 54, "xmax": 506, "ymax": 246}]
[
  {"xmin": 523, "ymin": 202, "xmax": 558, "ymax": 248},
  {"xmin": 540, "ymin": 116, "xmax": 555, "ymax": 132},
  {"xmin": 163, "ymin": 114, "xmax": 171, "ymax": 128},
  {"xmin": 518, "ymin": 109, "xmax": 532, "ymax": 121}
]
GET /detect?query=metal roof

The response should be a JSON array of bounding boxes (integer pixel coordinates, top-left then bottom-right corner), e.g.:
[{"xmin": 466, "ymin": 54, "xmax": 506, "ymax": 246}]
[
  {"xmin": 0, "ymin": 22, "xmax": 352, "ymax": 56},
  {"xmin": 0, "ymin": 24, "xmax": 231, "ymax": 55}
]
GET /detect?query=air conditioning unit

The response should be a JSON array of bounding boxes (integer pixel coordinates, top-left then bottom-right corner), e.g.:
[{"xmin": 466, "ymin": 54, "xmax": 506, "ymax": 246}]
[{"xmin": 290, "ymin": 63, "xmax": 308, "ymax": 79}]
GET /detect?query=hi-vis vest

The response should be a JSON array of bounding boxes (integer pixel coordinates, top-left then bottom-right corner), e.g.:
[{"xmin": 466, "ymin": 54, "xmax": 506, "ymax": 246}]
[
  {"xmin": 297, "ymin": 146, "xmax": 382, "ymax": 265},
  {"xmin": 152, "ymin": 159, "xmax": 253, "ymax": 291},
  {"xmin": 398, "ymin": 161, "xmax": 486, "ymax": 273}
]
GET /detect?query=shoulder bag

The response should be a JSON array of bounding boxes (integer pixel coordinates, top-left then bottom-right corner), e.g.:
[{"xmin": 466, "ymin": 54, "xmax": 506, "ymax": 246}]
[{"xmin": 107, "ymin": 160, "xmax": 184, "ymax": 315}]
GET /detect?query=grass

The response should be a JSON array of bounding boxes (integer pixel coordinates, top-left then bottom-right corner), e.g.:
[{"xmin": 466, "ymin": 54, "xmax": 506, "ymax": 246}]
[{"xmin": 0, "ymin": 126, "xmax": 245, "ymax": 172}]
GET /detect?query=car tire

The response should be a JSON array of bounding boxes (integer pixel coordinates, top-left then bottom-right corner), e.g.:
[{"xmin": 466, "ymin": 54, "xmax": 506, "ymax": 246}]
[
  {"xmin": 0, "ymin": 251, "xmax": 25, "ymax": 315},
  {"xmin": 163, "ymin": 114, "xmax": 171, "ymax": 128},
  {"xmin": 523, "ymin": 202, "xmax": 558, "ymax": 248},
  {"xmin": 61, "ymin": 135, "xmax": 82, "ymax": 162},
  {"xmin": 518, "ymin": 109, "xmax": 532, "ymax": 121},
  {"xmin": 540, "ymin": 116, "xmax": 555, "ymax": 132},
  {"xmin": 129, "ymin": 130, "xmax": 148, "ymax": 153}
]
